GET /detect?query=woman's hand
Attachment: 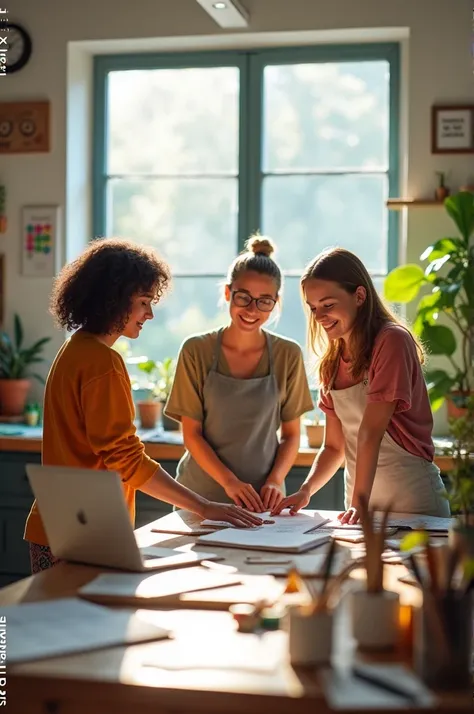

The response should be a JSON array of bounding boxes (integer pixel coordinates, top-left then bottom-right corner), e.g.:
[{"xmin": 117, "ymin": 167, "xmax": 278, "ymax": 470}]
[
  {"xmin": 337, "ymin": 506, "xmax": 360, "ymax": 525},
  {"xmin": 203, "ymin": 502, "xmax": 263, "ymax": 528},
  {"xmin": 270, "ymin": 485, "xmax": 311, "ymax": 515},
  {"xmin": 260, "ymin": 482, "xmax": 284, "ymax": 512},
  {"xmin": 225, "ymin": 479, "xmax": 265, "ymax": 512}
]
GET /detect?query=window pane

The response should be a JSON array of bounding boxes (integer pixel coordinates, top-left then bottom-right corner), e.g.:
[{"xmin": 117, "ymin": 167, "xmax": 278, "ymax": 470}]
[
  {"xmin": 107, "ymin": 177, "xmax": 238, "ymax": 274},
  {"xmin": 108, "ymin": 67, "xmax": 239, "ymax": 174},
  {"xmin": 120, "ymin": 276, "xmax": 227, "ymax": 366},
  {"xmin": 262, "ymin": 174, "xmax": 387, "ymax": 273},
  {"xmin": 263, "ymin": 61, "xmax": 389, "ymax": 171}
]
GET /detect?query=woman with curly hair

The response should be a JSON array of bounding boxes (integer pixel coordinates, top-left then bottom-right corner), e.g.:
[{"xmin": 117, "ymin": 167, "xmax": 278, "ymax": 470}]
[{"xmin": 24, "ymin": 238, "xmax": 262, "ymax": 572}]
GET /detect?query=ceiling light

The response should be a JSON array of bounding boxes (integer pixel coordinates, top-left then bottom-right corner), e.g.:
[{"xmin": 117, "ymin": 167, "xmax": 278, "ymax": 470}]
[{"xmin": 195, "ymin": 0, "xmax": 249, "ymax": 28}]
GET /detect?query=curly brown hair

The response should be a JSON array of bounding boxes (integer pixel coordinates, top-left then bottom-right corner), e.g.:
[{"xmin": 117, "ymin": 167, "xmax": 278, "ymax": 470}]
[{"xmin": 50, "ymin": 238, "xmax": 171, "ymax": 334}]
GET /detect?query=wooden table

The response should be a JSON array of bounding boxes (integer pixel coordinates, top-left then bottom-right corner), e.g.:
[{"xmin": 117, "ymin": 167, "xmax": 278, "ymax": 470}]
[{"xmin": 1, "ymin": 512, "xmax": 471, "ymax": 714}]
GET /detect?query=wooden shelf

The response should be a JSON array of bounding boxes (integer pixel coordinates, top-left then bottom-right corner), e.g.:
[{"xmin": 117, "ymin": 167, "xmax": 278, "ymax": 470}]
[{"xmin": 387, "ymin": 198, "xmax": 445, "ymax": 210}]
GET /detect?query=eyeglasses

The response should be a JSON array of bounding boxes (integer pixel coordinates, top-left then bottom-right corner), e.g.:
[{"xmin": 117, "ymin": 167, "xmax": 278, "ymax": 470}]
[{"xmin": 231, "ymin": 290, "xmax": 277, "ymax": 313}]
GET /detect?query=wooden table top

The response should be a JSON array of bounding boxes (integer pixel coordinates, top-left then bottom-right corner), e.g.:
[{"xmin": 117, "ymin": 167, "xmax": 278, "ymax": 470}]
[{"xmin": 1, "ymin": 511, "xmax": 471, "ymax": 714}]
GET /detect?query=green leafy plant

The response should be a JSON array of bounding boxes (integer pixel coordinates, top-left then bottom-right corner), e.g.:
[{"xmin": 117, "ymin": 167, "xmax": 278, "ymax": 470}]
[
  {"xmin": 384, "ymin": 191, "xmax": 474, "ymax": 411},
  {"xmin": 0, "ymin": 314, "xmax": 51, "ymax": 383},
  {"xmin": 137, "ymin": 357, "xmax": 176, "ymax": 402},
  {"xmin": 444, "ymin": 396, "xmax": 474, "ymax": 523}
]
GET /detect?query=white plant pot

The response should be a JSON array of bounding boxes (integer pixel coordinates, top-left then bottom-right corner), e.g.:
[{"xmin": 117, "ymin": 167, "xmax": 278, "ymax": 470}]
[
  {"xmin": 288, "ymin": 606, "xmax": 333, "ymax": 666},
  {"xmin": 351, "ymin": 589, "xmax": 400, "ymax": 650}
]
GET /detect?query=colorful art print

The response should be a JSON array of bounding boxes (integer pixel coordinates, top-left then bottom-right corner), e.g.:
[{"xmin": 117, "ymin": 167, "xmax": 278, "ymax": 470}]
[
  {"xmin": 21, "ymin": 206, "xmax": 59, "ymax": 278},
  {"xmin": 0, "ymin": 101, "xmax": 50, "ymax": 154}
]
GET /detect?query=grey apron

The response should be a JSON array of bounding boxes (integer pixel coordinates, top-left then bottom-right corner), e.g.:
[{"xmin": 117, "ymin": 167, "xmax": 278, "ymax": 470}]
[
  {"xmin": 175, "ymin": 328, "xmax": 281, "ymax": 502},
  {"xmin": 329, "ymin": 364, "xmax": 449, "ymax": 516}
]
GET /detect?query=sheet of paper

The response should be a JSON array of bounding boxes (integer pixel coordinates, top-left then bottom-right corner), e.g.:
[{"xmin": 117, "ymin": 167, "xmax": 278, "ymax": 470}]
[
  {"xmin": 321, "ymin": 664, "xmax": 436, "ymax": 709},
  {"xmin": 380, "ymin": 512, "xmax": 455, "ymax": 532},
  {"xmin": 142, "ymin": 630, "xmax": 283, "ymax": 673},
  {"xmin": 79, "ymin": 566, "xmax": 242, "ymax": 600},
  {"xmin": 4, "ymin": 598, "xmax": 169, "ymax": 664},
  {"xmin": 197, "ymin": 525, "xmax": 330, "ymax": 553},
  {"xmin": 201, "ymin": 509, "xmax": 329, "ymax": 532},
  {"xmin": 244, "ymin": 551, "xmax": 349, "ymax": 576},
  {"xmin": 149, "ymin": 510, "xmax": 214, "ymax": 536}
]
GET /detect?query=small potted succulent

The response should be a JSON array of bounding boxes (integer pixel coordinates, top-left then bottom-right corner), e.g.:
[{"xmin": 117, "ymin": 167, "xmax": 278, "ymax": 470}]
[
  {"xmin": 434, "ymin": 171, "xmax": 450, "ymax": 201},
  {"xmin": 304, "ymin": 415, "xmax": 325, "ymax": 448}
]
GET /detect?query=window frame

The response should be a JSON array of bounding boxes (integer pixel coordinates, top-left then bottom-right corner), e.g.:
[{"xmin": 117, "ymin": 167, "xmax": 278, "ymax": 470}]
[{"xmin": 93, "ymin": 42, "xmax": 400, "ymax": 276}]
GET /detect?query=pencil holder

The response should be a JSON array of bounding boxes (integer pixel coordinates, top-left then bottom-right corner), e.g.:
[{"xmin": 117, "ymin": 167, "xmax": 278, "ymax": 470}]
[
  {"xmin": 351, "ymin": 588, "xmax": 400, "ymax": 650},
  {"xmin": 288, "ymin": 606, "xmax": 333, "ymax": 667},
  {"xmin": 415, "ymin": 591, "xmax": 473, "ymax": 690}
]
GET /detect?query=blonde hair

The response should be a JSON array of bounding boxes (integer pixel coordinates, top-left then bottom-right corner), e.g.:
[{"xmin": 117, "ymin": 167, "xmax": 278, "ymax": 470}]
[
  {"xmin": 226, "ymin": 234, "xmax": 282, "ymax": 292},
  {"xmin": 301, "ymin": 247, "xmax": 424, "ymax": 389}
]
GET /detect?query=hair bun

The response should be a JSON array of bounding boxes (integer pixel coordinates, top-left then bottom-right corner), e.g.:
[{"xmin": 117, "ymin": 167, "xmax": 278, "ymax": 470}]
[{"xmin": 245, "ymin": 235, "xmax": 275, "ymax": 258}]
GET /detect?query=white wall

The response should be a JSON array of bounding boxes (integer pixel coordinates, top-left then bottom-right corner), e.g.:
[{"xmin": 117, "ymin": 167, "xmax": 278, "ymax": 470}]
[{"xmin": 1, "ymin": 0, "xmax": 473, "ymax": 431}]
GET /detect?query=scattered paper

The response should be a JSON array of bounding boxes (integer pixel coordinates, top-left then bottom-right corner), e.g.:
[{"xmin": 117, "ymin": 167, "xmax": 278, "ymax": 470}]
[
  {"xmin": 3, "ymin": 598, "xmax": 170, "ymax": 664},
  {"xmin": 79, "ymin": 566, "xmax": 242, "ymax": 601},
  {"xmin": 201, "ymin": 509, "xmax": 329, "ymax": 532}
]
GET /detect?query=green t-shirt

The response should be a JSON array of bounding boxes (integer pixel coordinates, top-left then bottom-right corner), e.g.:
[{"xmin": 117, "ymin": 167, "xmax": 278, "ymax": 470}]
[{"xmin": 165, "ymin": 329, "xmax": 314, "ymax": 424}]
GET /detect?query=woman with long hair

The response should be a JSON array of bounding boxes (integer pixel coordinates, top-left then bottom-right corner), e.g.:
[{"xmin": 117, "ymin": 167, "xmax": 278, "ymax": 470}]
[{"xmin": 272, "ymin": 247, "xmax": 449, "ymax": 523}]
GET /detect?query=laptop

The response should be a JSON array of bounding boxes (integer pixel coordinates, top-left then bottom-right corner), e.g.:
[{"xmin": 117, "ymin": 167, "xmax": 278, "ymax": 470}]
[{"xmin": 26, "ymin": 464, "xmax": 218, "ymax": 572}]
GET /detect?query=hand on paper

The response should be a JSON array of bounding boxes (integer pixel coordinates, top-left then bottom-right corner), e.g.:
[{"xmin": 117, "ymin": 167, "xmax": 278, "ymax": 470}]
[
  {"xmin": 338, "ymin": 506, "xmax": 360, "ymax": 525},
  {"xmin": 269, "ymin": 486, "xmax": 311, "ymax": 516},
  {"xmin": 260, "ymin": 482, "xmax": 284, "ymax": 511},
  {"xmin": 203, "ymin": 501, "xmax": 263, "ymax": 528},
  {"xmin": 224, "ymin": 479, "xmax": 265, "ymax": 512}
]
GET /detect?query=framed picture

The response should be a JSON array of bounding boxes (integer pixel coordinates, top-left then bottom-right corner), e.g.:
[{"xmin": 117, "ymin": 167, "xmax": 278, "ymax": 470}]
[
  {"xmin": 21, "ymin": 205, "xmax": 60, "ymax": 278},
  {"xmin": 432, "ymin": 105, "xmax": 474, "ymax": 154},
  {"xmin": 0, "ymin": 101, "xmax": 50, "ymax": 154}
]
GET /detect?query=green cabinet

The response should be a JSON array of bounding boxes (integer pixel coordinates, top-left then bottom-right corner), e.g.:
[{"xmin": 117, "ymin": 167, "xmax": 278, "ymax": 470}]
[{"xmin": 0, "ymin": 451, "xmax": 344, "ymax": 586}]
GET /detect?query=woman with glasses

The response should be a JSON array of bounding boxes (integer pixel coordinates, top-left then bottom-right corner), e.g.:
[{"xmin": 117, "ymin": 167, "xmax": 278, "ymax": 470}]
[{"xmin": 165, "ymin": 236, "xmax": 314, "ymax": 513}]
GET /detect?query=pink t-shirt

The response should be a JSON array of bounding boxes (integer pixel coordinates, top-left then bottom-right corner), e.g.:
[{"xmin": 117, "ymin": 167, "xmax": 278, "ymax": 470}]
[{"xmin": 318, "ymin": 323, "xmax": 435, "ymax": 462}]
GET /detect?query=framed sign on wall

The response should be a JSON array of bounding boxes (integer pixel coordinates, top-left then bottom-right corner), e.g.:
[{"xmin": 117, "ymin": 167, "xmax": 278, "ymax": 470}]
[
  {"xmin": 432, "ymin": 105, "xmax": 474, "ymax": 154},
  {"xmin": 0, "ymin": 101, "xmax": 50, "ymax": 154}
]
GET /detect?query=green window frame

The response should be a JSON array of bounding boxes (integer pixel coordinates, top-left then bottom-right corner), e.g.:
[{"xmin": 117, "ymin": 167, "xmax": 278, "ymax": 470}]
[{"xmin": 93, "ymin": 42, "xmax": 400, "ymax": 276}]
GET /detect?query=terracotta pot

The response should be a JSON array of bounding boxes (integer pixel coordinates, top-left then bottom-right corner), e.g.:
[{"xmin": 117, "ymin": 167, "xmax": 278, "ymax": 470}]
[
  {"xmin": 435, "ymin": 186, "xmax": 449, "ymax": 201},
  {"xmin": 446, "ymin": 391, "xmax": 472, "ymax": 419},
  {"xmin": 0, "ymin": 379, "xmax": 30, "ymax": 416},
  {"xmin": 136, "ymin": 401, "xmax": 162, "ymax": 429},
  {"xmin": 305, "ymin": 423, "xmax": 324, "ymax": 448}
]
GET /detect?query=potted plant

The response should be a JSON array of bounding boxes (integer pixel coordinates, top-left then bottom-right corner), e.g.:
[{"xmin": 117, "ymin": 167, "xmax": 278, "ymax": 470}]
[
  {"xmin": 135, "ymin": 359, "xmax": 162, "ymax": 429},
  {"xmin": 444, "ymin": 395, "xmax": 474, "ymax": 556},
  {"xmin": 434, "ymin": 171, "xmax": 450, "ymax": 201},
  {"xmin": 135, "ymin": 357, "xmax": 178, "ymax": 431},
  {"xmin": 304, "ymin": 415, "xmax": 325, "ymax": 448},
  {"xmin": 349, "ymin": 498, "xmax": 400, "ymax": 649},
  {"xmin": 384, "ymin": 191, "xmax": 474, "ymax": 418},
  {"xmin": 0, "ymin": 314, "xmax": 51, "ymax": 418}
]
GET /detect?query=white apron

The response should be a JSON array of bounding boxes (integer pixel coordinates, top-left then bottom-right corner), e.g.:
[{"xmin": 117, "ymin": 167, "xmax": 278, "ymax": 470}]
[{"xmin": 329, "ymin": 370, "xmax": 449, "ymax": 516}]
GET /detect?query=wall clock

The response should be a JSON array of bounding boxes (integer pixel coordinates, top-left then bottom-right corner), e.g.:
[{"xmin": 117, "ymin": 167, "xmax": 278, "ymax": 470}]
[{"xmin": 4, "ymin": 23, "xmax": 32, "ymax": 74}]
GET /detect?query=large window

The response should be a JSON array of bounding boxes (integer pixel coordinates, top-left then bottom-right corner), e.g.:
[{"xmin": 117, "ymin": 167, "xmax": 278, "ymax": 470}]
[{"xmin": 94, "ymin": 45, "xmax": 399, "ymax": 370}]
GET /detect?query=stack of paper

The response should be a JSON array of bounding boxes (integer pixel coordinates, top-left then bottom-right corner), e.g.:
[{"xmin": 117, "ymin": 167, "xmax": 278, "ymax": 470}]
[
  {"xmin": 4, "ymin": 598, "xmax": 170, "ymax": 664},
  {"xmin": 197, "ymin": 511, "xmax": 330, "ymax": 553}
]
